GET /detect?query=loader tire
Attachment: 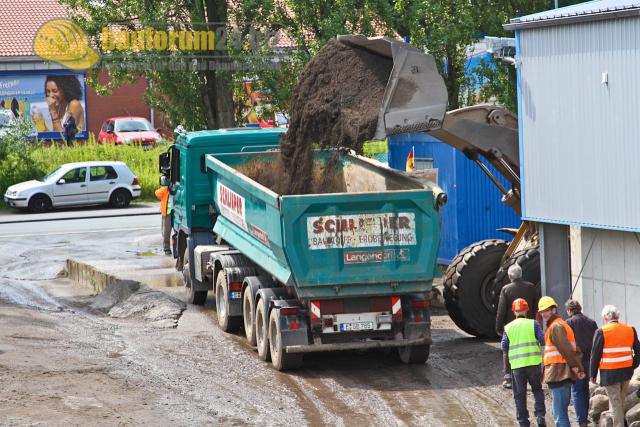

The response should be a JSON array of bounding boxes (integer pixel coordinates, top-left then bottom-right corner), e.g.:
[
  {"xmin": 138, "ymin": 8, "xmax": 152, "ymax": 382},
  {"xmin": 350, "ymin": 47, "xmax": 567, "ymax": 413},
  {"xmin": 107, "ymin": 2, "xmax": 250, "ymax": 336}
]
[
  {"xmin": 493, "ymin": 245, "xmax": 541, "ymax": 298},
  {"xmin": 443, "ymin": 239, "xmax": 509, "ymax": 338}
]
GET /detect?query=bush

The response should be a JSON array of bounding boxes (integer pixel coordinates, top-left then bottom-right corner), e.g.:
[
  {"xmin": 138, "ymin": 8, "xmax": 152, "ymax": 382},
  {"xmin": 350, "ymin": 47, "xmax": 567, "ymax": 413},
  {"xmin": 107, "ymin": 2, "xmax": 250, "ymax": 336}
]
[
  {"xmin": 0, "ymin": 133, "xmax": 165, "ymax": 205},
  {"xmin": 0, "ymin": 119, "xmax": 45, "ymax": 197}
]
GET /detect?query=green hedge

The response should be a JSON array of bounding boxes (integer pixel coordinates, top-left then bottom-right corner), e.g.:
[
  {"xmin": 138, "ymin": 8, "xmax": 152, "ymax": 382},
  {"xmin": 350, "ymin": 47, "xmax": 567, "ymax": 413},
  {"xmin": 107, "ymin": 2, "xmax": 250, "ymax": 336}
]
[{"xmin": 0, "ymin": 135, "xmax": 165, "ymax": 205}]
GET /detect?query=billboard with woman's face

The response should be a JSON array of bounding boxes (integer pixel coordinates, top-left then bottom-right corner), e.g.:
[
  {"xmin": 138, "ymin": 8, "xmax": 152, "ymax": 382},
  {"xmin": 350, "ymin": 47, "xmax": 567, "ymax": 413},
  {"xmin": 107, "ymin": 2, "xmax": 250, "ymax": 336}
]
[{"xmin": 0, "ymin": 72, "xmax": 87, "ymax": 139}]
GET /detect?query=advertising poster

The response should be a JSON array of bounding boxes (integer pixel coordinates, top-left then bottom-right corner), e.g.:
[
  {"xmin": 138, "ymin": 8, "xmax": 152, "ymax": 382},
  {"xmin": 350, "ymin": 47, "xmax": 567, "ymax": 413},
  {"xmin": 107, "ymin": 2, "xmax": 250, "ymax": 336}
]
[{"xmin": 0, "ymin": 72, "xmax": 88, "ymax": 140}]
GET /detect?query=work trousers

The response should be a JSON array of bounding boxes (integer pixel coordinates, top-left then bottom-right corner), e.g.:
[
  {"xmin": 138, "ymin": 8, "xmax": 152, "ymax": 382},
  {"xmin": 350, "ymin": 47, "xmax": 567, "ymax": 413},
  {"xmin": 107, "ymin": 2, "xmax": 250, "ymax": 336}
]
[
  {"xmin": 550, "ymin": 382, "xmax": 572, "ymax": 427},
  {"xmin": 503, "ymin": 350, "xmax": 512, "ymax": 380},
  {"xmin": 605, "ymin": 380, "xmax": 630, "ymax": 427},
  {"xmin": 512, "ymin": 364, "xmax": 546, "ymax": 427},
  {"xmin": 571, "ymin": 359, "xmax": 590, "ymax": 426},
  {"xmin": 162, "ymin": 214, "xmax": 171, "ymax": 251}
]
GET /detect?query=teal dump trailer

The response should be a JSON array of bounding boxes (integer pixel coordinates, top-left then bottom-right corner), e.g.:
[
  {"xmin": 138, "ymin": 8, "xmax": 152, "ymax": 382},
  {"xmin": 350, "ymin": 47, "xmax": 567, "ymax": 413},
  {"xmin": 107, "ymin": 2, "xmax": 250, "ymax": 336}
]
[
  {"xmin": 159, "ymin": 33, "xmax": 454, "ymax": 370},
  {"xmin": 161, "ymin": 131, "xmax": 445, "ymax": 370}
]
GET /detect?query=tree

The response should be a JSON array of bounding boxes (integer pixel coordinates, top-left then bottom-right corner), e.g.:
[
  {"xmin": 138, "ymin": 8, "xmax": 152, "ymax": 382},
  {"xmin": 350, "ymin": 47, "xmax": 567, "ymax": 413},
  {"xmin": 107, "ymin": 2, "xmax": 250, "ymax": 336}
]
[
  {"xmin": 62, "ymin": 0, "xmax": 235, "ymax": 130},
  {"xmin": 395, "ymin": 0, "xmax": 551, "ymax": 112}
]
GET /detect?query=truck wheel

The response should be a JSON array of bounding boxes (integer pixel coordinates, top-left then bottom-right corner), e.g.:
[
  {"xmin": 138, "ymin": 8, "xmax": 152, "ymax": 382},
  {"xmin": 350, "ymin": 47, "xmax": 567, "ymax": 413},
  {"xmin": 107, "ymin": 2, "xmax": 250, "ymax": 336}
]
[
  {"xmin": 443, "ymin": 239, "xmax": 509, "ymax": 338},
  {"xmin": 216, "ymin": 272, "xmax": 242, "ymax": 332},
  {"xmin": 493, "ymin": 245, "xmax": 541, "ymax": 295},
  {"xmin": 398, "ymin": 344, "xmax": 430, "ymax": 364},
  {"xmin": 255, "ymin": 301, "xmax": 270, "ymax": 361},
  {"xmin": 243, "ymin": 289, "xmax": 257, "ymax": 346},
  {"xmin": 183, "ymin": 261, "xmax": 207, "ymax": 305},
  {"xmin": 269, "ymin": 309, "xmax": 303, "ymax": 371}
]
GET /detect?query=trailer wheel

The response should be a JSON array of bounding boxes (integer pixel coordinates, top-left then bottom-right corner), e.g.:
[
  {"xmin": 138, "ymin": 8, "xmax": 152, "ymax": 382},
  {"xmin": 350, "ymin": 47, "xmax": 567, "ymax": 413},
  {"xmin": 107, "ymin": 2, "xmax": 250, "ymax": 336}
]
[
  {"xmin": 216, "ymin": 271, "xmax": 242, "ymax": 332},
  {"xmin": 183, "ymin": 261, "xmax": 207, "ymax": 305},
  {"xmin": 398, "ymin": 344, "xmax": 430, "ymax": 364},
  {"xmin": 269, "ymin": 309, "xmax": 303, "ymax": 371},
  {"xmin": 255, "ymin": 301, "xmax": 270, "ymax": 361},
  {"xmin": 443, "ymin": 239, "xmax": 509, "ymax": 338},
  {"xmin": 243, "ymin": 289, "xmax": 257, "ymax": 346}
]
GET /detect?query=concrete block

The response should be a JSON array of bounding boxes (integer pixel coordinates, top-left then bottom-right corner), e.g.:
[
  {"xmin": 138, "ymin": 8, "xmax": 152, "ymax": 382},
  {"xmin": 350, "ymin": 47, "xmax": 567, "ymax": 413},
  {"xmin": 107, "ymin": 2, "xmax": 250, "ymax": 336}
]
[
  {"xmin": 590, "ymin": 394, "xmax": 610, "ymax": 420},
  {"xmin": 627, "ymin": 402, "xmax": 640, "ymax": 426}
]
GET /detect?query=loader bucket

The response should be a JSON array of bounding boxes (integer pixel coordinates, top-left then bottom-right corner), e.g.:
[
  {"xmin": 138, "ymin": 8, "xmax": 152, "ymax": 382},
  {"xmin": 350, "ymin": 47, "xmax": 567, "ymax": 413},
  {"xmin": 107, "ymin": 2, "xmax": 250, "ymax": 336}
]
[{"xmin": 337, "ymin": 35, "xmax": 448, "ymax": 140}]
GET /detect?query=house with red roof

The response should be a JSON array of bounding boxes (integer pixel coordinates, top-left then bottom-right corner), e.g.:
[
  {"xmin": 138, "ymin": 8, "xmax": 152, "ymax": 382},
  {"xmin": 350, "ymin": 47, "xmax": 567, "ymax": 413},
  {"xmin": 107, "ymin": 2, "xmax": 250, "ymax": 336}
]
[{"xmin": 0, "ymin": 0, "xmax": 155, "ymax": 139}]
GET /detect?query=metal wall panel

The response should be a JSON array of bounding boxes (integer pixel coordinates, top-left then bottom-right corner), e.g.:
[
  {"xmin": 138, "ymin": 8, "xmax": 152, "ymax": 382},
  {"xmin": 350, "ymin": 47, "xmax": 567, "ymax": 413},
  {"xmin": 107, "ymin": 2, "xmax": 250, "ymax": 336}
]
[
  {"xmin": 518, "ymin": 16, "xmax": 640, "ymax": 231},
  {"xmin": 389, "ymin": 134, "xmax": 519, "ymax": 264}
]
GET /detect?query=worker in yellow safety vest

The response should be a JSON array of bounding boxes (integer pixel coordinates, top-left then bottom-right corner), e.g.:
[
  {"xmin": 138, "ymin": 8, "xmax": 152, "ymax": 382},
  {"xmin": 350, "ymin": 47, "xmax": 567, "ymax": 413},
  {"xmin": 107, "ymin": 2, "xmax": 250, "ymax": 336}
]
[
  {"xmin": 154, "ymin": 185, "xmax": 172, "ymax": 255},
  {"xmin": 538, "ymin": 296, "xmax": 585, "ymax": 427},
  {"xmin": 501, "ymin": 298, "xmax": 546, "ymax": 427},
  {"xmin": 590, "ymin": 305, "xmax": 640, "ymax": 427}
]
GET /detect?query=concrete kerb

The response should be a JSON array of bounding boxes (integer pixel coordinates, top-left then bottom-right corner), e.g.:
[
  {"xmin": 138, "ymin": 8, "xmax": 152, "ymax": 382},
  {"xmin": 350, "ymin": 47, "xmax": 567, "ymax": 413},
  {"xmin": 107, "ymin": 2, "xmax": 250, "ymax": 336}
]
[{"xmin": 65, "ymin": 259, "xmax": 121, "ymax": 293}]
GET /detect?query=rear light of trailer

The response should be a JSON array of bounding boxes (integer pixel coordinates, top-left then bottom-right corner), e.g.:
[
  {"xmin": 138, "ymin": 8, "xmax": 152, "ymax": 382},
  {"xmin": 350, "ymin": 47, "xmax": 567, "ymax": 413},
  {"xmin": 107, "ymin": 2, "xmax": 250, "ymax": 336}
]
[
  {"xmin": 411, "ymin": 300, "xmax": 431, "ymax": 309},
  {"xmin": 228, "ymin": 282, "xmax": 242, "ymax": 292},
  {"xmin": 280, "ymin": 307, "xmax": 299, "ymax": 316},
  {"xmin": 132, "ymin": 177, "xmax": 140, "ymax": 186}
]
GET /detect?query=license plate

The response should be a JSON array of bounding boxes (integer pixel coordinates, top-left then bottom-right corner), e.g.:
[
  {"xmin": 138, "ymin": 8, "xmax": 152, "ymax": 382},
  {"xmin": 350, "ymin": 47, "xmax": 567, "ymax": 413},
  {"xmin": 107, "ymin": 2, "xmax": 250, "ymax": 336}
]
[
  {"xmin": 339, "ymin": 321, "xmax": 374, "ymax": 332},
  {"xmin": 230, "ymin": 291, "xmax": 241, "ymax": 300}
]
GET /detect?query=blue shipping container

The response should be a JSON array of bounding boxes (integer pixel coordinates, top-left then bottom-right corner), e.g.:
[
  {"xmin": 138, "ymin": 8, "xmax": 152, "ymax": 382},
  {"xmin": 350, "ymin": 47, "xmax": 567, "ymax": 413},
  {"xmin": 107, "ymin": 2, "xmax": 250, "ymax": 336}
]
[{"xmin": 388, "ymin": 133, "xmax": 520, "ymax": 265}]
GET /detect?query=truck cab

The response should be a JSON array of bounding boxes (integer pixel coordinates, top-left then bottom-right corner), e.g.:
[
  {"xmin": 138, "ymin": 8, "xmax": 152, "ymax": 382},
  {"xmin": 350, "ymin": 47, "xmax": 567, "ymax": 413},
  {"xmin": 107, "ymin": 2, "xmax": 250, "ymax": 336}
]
[{"xmin": 160, "ymin": 127, "xmax": 285, "ymax": 272}]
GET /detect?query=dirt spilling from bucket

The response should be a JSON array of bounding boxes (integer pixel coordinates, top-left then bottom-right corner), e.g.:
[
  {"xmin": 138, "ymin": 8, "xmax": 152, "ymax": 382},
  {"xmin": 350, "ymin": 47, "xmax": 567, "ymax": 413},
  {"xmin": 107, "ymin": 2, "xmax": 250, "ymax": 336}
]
[{"xmin": 274, "ymin": 39, "xmax": 392, "ymax": 195}]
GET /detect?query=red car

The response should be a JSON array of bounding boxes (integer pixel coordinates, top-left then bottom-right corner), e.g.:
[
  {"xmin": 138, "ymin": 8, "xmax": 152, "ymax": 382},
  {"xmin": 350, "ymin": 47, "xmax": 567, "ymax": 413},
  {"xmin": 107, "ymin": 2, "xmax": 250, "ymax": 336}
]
[{"xmin": 98, "ymin": 117, "xmax": 162, "ymax": 146}]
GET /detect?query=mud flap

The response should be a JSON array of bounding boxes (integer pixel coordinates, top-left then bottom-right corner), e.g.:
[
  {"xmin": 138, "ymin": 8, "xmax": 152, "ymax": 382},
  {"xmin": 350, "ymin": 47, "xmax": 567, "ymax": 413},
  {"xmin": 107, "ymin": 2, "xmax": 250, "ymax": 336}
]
[{"xmin": 403, "ymin": 321, "xmax": 431, "ymax": 343}]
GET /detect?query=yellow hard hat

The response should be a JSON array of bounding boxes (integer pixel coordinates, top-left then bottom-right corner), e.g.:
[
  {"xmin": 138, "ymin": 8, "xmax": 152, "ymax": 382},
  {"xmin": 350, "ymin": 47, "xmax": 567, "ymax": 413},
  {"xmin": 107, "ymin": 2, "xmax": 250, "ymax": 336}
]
[{"xmin": 538, "ymin": 296, "xmax": 557, "ymax": 312}]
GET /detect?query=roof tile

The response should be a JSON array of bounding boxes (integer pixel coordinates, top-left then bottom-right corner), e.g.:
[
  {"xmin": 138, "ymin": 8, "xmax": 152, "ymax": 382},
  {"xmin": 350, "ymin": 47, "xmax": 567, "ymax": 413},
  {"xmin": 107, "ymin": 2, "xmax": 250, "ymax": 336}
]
[{"xmin": 0, "ymin": 0, "xmax": 69, "ymax": 57}]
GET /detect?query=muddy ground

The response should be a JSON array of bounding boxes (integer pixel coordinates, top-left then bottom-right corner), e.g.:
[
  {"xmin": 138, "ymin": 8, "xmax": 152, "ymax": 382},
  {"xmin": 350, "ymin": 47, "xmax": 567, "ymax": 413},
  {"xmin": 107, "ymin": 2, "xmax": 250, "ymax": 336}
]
[{"xmin": 0, "ymin": 228, "xmax": 565, "ymax": 426}]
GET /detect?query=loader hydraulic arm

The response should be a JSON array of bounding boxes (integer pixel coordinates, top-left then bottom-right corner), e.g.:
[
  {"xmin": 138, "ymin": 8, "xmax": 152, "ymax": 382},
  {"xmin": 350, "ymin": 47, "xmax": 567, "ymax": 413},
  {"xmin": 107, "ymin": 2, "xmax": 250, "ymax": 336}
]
[{"xmin": 430, "ymin": 105, "xmax": 522, "ymax": 216}]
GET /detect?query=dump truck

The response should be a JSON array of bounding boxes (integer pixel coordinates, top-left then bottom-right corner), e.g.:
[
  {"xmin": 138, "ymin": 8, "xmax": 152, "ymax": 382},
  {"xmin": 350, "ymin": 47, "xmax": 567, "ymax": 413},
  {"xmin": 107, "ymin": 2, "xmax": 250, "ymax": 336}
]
[{"xmin": 160, "ymin": 127, "xmax": 446, "ymax": 370}]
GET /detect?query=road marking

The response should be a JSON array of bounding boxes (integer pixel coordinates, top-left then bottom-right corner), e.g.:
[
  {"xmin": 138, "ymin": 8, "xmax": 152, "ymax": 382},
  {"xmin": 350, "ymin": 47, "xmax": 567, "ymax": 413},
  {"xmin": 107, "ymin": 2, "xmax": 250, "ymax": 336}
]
[{"xmin": 0, "ymin": 226, "xmax": 157, "ymax": 238}]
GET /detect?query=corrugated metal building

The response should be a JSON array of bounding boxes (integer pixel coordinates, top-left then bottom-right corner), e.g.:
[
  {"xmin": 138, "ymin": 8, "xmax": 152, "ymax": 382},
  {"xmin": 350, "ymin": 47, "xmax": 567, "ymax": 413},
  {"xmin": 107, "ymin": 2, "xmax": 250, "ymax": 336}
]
[{"xmin": 506, "ymin": 0, "xmax": 640, "ymax": 325}]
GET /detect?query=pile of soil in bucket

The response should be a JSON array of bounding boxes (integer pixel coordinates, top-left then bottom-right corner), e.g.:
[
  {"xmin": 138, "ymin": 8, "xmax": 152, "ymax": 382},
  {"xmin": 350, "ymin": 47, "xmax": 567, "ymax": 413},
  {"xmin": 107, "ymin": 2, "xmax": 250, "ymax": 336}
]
[{"xmin": 256, "ymin": 39, "xmax": 393, "ymax": 195}]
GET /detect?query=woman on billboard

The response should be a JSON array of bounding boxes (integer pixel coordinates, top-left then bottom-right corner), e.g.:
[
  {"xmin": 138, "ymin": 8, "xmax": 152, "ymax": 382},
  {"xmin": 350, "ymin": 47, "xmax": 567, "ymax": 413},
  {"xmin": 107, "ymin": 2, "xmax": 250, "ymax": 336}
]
[{"xmin": 45, "ymin": 75, "xmax": 85, "ymax": 132}]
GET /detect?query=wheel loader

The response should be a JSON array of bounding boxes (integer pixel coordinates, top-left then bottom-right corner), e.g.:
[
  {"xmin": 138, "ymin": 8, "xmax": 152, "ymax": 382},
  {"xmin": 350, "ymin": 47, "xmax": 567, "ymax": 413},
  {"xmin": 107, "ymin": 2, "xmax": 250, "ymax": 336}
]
[{"xmin": 336, "ymin": 35, "xmax": 540, "ymax": 338}]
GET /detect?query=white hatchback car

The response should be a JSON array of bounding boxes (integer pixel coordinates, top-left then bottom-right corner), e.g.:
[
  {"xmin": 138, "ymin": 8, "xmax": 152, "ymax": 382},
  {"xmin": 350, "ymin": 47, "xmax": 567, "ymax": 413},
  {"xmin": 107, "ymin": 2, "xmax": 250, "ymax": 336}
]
[{"xmin": 4, "ymin": 161, "xmax": 142, "ymax": 212}]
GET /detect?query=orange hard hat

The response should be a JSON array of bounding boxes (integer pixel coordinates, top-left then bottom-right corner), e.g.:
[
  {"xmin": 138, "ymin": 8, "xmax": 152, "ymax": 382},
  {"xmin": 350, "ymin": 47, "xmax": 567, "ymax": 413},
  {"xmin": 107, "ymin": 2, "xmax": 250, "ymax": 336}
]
[{"xmin": 512, "ymin": 298, "xmax": 529, "ymax": 313}]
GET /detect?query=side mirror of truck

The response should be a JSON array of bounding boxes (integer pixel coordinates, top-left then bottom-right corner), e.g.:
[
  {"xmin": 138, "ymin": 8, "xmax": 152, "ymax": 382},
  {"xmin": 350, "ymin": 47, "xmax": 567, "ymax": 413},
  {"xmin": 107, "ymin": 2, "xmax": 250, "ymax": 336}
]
[
  {"xmin": 159, "ymin": 175, "xmax": 168, "ymax": 187},
  {"xmin": 159, "ymin": 152, "xmax": 170, "ymax": 173}
]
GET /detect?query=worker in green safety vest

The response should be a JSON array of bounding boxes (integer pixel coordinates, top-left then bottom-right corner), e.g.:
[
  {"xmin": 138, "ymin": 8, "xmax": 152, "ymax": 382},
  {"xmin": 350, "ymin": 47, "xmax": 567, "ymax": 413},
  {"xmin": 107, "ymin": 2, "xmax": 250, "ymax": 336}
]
[{"xmin": 502, "ymin": 297, "xmax": 547, "ymax": 427}]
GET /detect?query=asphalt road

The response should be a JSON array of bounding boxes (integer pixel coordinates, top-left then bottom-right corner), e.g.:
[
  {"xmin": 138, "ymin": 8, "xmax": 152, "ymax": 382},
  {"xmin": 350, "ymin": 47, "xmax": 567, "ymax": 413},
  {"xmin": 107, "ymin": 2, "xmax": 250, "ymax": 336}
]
[{"xmin": 0, "ymin": 205, "xmax": 159, "ymax": 238}]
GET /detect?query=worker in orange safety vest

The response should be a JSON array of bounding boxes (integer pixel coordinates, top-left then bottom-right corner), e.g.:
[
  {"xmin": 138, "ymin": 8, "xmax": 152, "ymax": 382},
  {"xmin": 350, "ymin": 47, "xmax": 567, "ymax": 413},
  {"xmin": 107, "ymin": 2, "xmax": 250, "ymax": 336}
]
[
  {"xmin": 590, "ymin": 305, "xmax": 640, "ymax": 427},
  {"xmin": 154, "ymin": 185, "xmax": 172, "ymax": 255},
  {"xmin": 538, "ymin": 296, "xmax": 585, "ymax": 427}
]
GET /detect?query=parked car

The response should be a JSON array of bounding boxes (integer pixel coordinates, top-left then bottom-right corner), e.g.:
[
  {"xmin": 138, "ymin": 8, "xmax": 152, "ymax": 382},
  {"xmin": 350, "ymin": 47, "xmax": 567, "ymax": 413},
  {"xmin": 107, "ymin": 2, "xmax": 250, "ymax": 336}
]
[
  {"xmin": 3, "ymin": 161, "xmax": 141, "ymax": 212},
  {"xmin": 97, "ymin": 117, "xmax": 162, "ymax": 146}
]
